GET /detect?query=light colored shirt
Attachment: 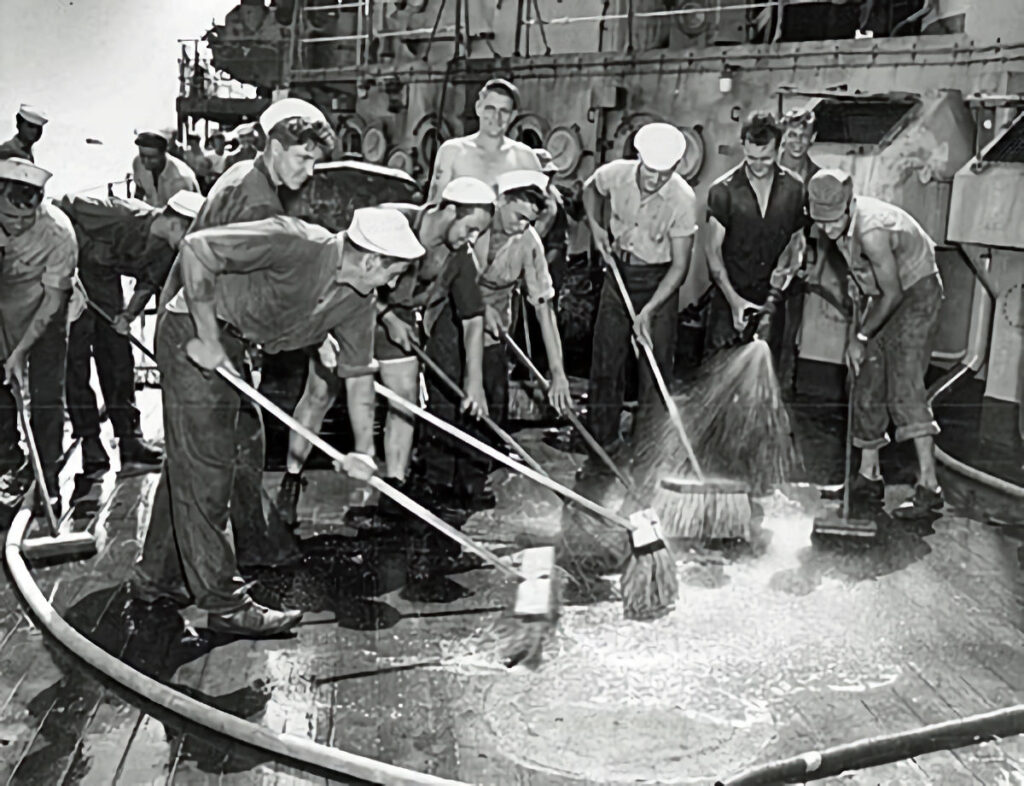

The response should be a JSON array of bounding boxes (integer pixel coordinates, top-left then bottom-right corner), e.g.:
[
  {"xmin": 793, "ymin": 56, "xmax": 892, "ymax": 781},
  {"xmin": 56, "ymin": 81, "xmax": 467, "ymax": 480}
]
[
  {"xmin": 0, "ymin": 201, "xmax": 78, "ymax": 356},
  {"xmin": 838, "ymin": 196, "xmax": 939, "ymax": 297},
  {"xmin": 207, "ymin": 150, "xmax": 228, "ymax": 176},
  {"xmin": 163, "ymin": 215, "xmax": 377, "ymax": 374},
  {"xmin": 132, "ymin": 153, "xmax": 201, "ymax": 208},
  {"xmin": 478, "ymin": 226, "xmax": 554, "ymax": 347},
  {"xmin": 587, "ymin": 159, "xmax": 699, "ymax": 265}
]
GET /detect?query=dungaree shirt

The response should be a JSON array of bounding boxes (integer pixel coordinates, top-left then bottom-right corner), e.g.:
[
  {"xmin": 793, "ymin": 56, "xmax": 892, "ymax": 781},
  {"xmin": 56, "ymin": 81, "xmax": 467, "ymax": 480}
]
[
  {"xmin": 585, "ymin": 159, "xmax": 699, "ymax": 265},
  {"xmin": 0, "ymin": 136, "xmax": 33, "ymax": 162},
  {"xmin": 837, "ymin": 196, "xmax": 939, "ymax": 297},
  {"xmin": 132, "ymin": 153, "xmax": 201, "ymax": 208},
  {"xmin": 478, "ymin": 224, "xmax": 554, "ymax": 347},
  {"xmin": 167, "ymin": 216, "xmax": 377, "ymax": 378},
  {"xmin": 0, "ymin": 201, "xmax": 78, "ymax": 357}
]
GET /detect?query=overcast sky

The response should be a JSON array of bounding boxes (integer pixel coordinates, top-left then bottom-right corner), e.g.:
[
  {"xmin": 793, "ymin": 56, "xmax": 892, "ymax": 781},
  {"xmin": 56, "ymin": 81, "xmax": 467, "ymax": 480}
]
[{"xmin": 0, "ymin": 0, "xmax": 239, "ymax": 197}]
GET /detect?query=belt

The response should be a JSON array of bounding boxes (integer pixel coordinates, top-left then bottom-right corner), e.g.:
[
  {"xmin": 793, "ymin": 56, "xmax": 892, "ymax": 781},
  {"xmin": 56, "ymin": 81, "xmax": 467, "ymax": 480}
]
[{"xmin": 614, "ymin": 251, "xmax": 669, "ymax": 268}]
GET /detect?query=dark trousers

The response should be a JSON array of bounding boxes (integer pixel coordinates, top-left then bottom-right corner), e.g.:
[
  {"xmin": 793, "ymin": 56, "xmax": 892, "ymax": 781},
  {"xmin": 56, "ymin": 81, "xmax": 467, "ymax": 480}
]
[
  {"xmin": 66, "ymin": 267, "xmax": 142, "ymax": 441},
  {"xmin": 779, "ymin": 282, "xmax": 804, "ymax": 392},
  {"xmin": 587, "ymin": 264, "xmax": 677, "ymax": 448},
  {"xmin": 0, "ymin": 308, "xmax": 67, "ymax": 491},
  {"xmin": 132, "ymin": 312, "xmax": 288, "ymax": 612},
  {"xmin": 419, "ymin": 303, "xmax": 508, "ymax": 497},
  {"xmin": 705, "ymin": 287, "xmax": 787, "ymax": 370}
]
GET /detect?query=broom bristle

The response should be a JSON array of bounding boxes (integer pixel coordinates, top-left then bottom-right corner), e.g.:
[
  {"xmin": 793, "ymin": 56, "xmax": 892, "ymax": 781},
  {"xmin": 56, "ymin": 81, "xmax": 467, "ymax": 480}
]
[{"xmin": 621, "ymin": 544, "xmax": 678, "ymax": 620}]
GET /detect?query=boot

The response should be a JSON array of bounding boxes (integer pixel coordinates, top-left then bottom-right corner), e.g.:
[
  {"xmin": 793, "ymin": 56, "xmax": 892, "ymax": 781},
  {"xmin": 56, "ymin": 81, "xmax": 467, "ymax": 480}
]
[
  {"xmin": 120, "ymin": 436, "xmax": 163, "ymax": 466},
  {"xmin": 821, "ymin": 472, "xmax": 884, "ymax": 503},
  {"xmin": 208, "ymin": 602, "xmax": 303, "ymax": 637},
  {"xmin": 893, "ymin": 484, "xmax": 944, "ymax": 520},
  {"xmin": 272, "ymin": 472, "xmax": 306, "ymax": 529},
  {"xmin": 81, "ymin": 435, "xmax": 111, "ymax": 474}
]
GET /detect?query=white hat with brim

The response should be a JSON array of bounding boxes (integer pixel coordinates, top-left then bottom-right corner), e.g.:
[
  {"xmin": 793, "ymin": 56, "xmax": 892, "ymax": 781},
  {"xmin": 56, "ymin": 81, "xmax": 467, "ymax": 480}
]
[
  {"xmin": 17, "ymin": 104, "xmax": 48, "ymax": 126},
  {"xmin": 496, "ymin": 169, "xmax": 549, "ymax": 195},
  {"xmin": 259, "ymin": 98, "xmax": 328, "ymax": 135},
  {"xmin": 0, "ymin": 157, "xmax": 51, "ymax": 188},
  {"xmin": 166, "ymin": 190, "xmax": 206, "ymax": 219},
  {"xmin": 347, "ymin": 207, "xmax": 426, "ymax": 260},
  {"xmin": 441, "ymin": 176, "xmax": 497, "ymax": 206},
  {"xmin": 634, "ymin": 122, "xmax": 686, "ymax": 172}
]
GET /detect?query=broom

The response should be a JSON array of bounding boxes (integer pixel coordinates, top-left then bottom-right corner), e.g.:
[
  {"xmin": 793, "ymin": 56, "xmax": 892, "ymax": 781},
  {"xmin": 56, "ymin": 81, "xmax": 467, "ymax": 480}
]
[
  {"xmin": 214, "ymin": 365, "xmax": 559, "ymax": 668},
  {"xmin": 500, "ymin": 328, "xmax": 679, "ymax": 616},
  {"xmin": 10, "ymin": 378, "xmax": 97, "ymax": 562},
  {"xmin": 603, "ymin": 256, "xmax": 752, "ymax": 540},
  {"xmin": 376, "ymin": 382, "xmax": 677, "ymax": 621}
]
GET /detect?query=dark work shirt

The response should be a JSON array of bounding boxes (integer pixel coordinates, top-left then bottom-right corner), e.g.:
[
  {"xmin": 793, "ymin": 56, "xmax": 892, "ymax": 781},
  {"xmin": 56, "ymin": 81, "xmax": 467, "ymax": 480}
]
[
  {"xmin": 707, "ymin": 163, "xmax": 808, "ymax": 299},
  {"xmin": 57, "ymin": 195, "xmax": 175, "ymax": 298},
  {"xmin": 0, "ymin": 135, "xmax": 33, "ymax": 162}
]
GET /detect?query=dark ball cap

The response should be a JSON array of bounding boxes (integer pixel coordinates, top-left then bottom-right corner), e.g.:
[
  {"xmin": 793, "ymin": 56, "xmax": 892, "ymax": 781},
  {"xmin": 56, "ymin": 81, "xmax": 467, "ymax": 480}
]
[{"xmin": 134, "ymin": 131, "xmax": 169, "ymax": 153}]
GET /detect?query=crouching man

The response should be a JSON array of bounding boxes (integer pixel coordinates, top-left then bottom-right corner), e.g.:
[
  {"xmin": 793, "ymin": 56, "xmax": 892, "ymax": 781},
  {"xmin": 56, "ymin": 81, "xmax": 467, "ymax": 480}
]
[
  {"xmin": 809, "ymin": 169, "xmax": 945, "ymax": 520},
  {"xmin": 130, "ymin": 208, "xmax": 422, "ymax": 637}
]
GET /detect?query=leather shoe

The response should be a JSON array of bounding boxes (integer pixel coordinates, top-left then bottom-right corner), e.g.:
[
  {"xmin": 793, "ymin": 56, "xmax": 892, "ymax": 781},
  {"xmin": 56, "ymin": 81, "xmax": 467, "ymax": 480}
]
[
  {"xmin": 120, "ymin": 437, "xmax": 163, "ymax": 466},
  {"xmin": 208, "ymin": 603, "xmax": 303, "ymax": 637},
  {"xmin": 81, "ymin": 436, "xmax": 111, "ymax": 474}
]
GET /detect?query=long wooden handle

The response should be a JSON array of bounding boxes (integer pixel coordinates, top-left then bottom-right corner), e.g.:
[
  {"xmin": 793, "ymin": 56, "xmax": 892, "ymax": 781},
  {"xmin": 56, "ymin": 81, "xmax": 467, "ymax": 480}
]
[
  {"xmin": 77, "ymin": 281, "xmax": 158, "ymax": 362},
  {"xmin": 603, "ymin": 257, "xmax": 705, "ymax": 481},
  {"xmin": 406, "ymin": 341, "xmax": 548, "ymax": 478},
  {"xmin": 500, "ymin": 329, "xmax": 638, "ymax": 493},
  {"xmin": 215, "ymin": 366, "xmax": 519, "ymax": 580},
  {"xmin": 9, "ymin": 380, "xmax": 59, "ymax": 537},
  {"xmin": 374, "ymin": 381, "xmax": 632, "ymax": 530}
]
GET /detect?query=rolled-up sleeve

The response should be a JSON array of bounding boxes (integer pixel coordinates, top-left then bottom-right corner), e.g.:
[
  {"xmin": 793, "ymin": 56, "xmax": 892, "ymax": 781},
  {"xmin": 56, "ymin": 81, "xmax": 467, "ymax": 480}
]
[
  {"xmin": 522, "ymin": 232, "xmax": 556, "ymax": 306},
  {"xmin": 586, "ymin": 161, "xmax": 617, "ymax": 197},
  {"xmin": 330, "ymin": 293, "xmax": 378, "ymax": 378}
]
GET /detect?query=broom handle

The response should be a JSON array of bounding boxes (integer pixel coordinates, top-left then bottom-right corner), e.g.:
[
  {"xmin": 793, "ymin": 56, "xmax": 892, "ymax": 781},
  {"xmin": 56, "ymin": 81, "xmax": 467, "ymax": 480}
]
[
  {"xmin": 215, "ymin": 367, "xmax": 520, "ymax": 580},
  {"xmin": 375, "ymin": 381, "xmax": 634, "ymax": 530},
  {"xmin": 842, "ymin": 298, "xmax": 861, "ymax": 522},
  {"xmin": 500, "ymin": 329, "xmax": 638, "ymax": 493},
  {"xmin": 76, "ymin": 282, "xmax": 158, "ymax": 363},
  {"xmin": 9, "ymin": 379, "xmax": 59, "ymax": 537},
  {"xmin": 405, "ymin": 341, "xmax": 548, "ymax": 478},
  {"xmin": 603, "ymin": 257, "xmax": 706, "ymax": 482}
]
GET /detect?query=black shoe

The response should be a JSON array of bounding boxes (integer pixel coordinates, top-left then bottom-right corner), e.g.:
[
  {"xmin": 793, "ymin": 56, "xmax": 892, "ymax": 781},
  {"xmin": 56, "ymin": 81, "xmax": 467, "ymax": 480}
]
[
  {"xmin": 119, "ymin": 437, "xmax": 163, "ymax": 466},
  {"xmin": 207, "ymin": 603, "xmax": 303, "ymax": 638},
  {"xmin": 893, "ymin": 485, "xmax": 944, "ymax": 520},
  {"xmin": 273, "ymin": 472, "xmax": 305, "ymax": 529},
  {"xmin": 822, "ymin": 473, "xmax": 884, "ymax": 502},
  {"xmin": 81, "ymin": 436, "xmax": 111, "ymax": 474}
]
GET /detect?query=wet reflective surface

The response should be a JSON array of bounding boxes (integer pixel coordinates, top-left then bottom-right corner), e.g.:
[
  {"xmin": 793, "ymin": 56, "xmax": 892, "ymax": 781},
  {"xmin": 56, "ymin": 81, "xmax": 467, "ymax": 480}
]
[{"xmin": 0, "ymin": 386, "xmax": 1021, "ymax": 784}]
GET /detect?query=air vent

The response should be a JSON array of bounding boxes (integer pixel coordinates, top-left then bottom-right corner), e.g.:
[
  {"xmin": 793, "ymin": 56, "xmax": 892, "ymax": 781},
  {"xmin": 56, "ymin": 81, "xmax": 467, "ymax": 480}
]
[
  {"xmin": 813, "ymin": 97, "xmax": 918, "ymax": 146},
  {"xmin": 983, "ymin": 115, "xmax": 1024, "ymax": 163}
]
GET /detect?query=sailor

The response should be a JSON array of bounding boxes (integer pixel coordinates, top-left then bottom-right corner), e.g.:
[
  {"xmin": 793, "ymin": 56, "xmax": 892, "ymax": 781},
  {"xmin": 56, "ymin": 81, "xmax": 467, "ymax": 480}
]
[
  {"xmin": 0, "ymin": 105, "xmax": 48, "ymax": 163},
  {"xmin": 0, "ymin": 159, "xmax": 77, "ymax": 514},
  {"xmin": 183, "ymin": 132, "xmax": 213, "ymax": 190},
  {"xmin": 704, "ymin": 111, "xmax": 808, "ymax": 366},
  {"xmin": 156, "ymin": 96, "xmax": 336, "ymax": 570},
  {"xmin": 205, "ymin": 130, "xmax": 229, "ymax": 186},
  {"xmin": 130, "ymin": 207, "xmax": 423, "ymax": 636},
  {"xmin": 131, "ymin": 131, "xmax": 201, "ymax": 208},
  {"xmin": 272, "ymin": 176, "xmax": 496, "ymax": 531},
  {"xmin": 809, "ymin": 169, "xmax": 945, "ymax": 521},
  {"xmin": 411, "ymin": 170, "xmax": 572, "ymax": 530},
  {"xmin": 57, "ymin": 189, "xmax": 206, "ymax": 473},
  {"xmin": 777, "ymin": 106, "xmax": 822, "ymax": 396},
  {"xmin": 581, "ymin": 123, "xmax": 699, "ymax": 469},
  {"xmin": 225, "ymin": 122, "xmax": 260, "ymax": 167}
]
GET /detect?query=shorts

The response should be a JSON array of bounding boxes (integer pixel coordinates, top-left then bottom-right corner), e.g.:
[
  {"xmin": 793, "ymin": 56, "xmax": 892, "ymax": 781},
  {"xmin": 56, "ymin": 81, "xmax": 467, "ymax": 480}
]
[{"xmin": 375, "ymin": 306, "xmax": 419, "ymax": 363}]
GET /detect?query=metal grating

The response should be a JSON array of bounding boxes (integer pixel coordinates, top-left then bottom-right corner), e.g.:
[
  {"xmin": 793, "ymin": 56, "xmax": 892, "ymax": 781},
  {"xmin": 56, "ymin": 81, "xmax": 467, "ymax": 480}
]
[
  {"xmin": 813, "ymin": 98, "xmax": 918, "ymax": 146},
  {"xmin": 983, "ymin": 116, "xmax": 1024, "ymax": 163}
]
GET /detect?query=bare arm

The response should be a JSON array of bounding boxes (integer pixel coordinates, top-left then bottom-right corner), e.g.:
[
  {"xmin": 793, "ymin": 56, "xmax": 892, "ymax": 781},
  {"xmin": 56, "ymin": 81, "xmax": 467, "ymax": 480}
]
[
  {"xmin": 179, "ymin": 235, "xmax": 222, "ymax": 346},
  {"xmin": 534, "ymin": 301, "xmax": 567, "ymax": 380},
  {"xmin": 645, "ymin": 235, "xmax": 694, "ymax": 313},
  {"xmin": 705, "ymin": 216, "xmax": 742, "ymax": 308},
  {"xmin": 427, "ymin": 142, "xmax": 457, "ymax": 204},
  {"xmin": 857, "ymin": 229, "xmax": 905, "ymax": 338},
  {"xmin": 345, "ymin": 375, "xmax": 376, "ymax": 456},
  {"xmin": 460, "ymin": 315, "xmax": 484, "ymax": 390}
]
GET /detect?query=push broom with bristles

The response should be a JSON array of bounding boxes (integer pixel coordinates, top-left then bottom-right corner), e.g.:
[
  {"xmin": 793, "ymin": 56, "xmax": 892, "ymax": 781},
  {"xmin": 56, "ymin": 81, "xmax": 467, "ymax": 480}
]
[
  {"xmin": 376, "ymin": 382, "xmax": 678, "ymax": 621},
  {"xmin": 603, "ymin": 258, "xmax": 752, "ymax": 540},
  {"xmin": 11, "ymin": 379, "xmax": 97, "ymax": 562}
]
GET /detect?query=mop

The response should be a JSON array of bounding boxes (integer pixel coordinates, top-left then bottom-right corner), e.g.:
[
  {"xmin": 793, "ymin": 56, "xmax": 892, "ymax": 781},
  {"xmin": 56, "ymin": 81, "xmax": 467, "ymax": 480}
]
[{"xmin": 10, "ymin": 378, "xmax": 97, "ymax": 562}]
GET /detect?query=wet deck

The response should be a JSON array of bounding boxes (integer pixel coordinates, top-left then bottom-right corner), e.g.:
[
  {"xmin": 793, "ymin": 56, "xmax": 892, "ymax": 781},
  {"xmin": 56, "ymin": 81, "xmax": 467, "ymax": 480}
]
[{"xmin": 1, "ymin": 384, "xmax": 1023, "ymax": 785}]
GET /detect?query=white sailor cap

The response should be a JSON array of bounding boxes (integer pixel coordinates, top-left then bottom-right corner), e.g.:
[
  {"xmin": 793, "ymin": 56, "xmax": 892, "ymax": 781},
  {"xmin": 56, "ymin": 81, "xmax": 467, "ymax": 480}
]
[
  {"xmin": 259, "ymin": 98, "xmax": 328, "ymax": 135},
  {"xmin": 633, "ymin": 122, "xmax": 686, "ymax": 172},
  {"xmin": 441, "ymin": 176, "xmax": 497, "ymax": 206},
  {"xmin": 165, "ymin": 190, "xmax": 206, "ymax": 219},
  {"xmin": 17, "ymin": 104, "xmax": 48, "ymax": 127},
  {"xmin": 348, "ymin": 207, "xmax": 426, "ymax": 260},
  {"xmin": 496, "ymin": 169, "xmax": 549, "ymax": 195},
  {"xmin": 0, "ymin": 157, "xmax": 51, "ymax": 188}
]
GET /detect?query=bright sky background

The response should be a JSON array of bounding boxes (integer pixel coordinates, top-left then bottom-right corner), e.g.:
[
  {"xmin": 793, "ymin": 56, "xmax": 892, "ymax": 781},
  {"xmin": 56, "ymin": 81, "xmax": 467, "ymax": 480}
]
[{"xmin": 0, "ymin": 0, "xmax": 240, "ymax": 197}]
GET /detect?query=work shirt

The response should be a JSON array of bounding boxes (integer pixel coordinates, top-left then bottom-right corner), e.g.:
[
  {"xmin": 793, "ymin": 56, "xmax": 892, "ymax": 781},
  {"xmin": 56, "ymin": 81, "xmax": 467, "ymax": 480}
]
[
  {"xmin": 586, "ymin": 159, "xmax": 699, "ymax": 265},
  {"xmin": 0, "ymin": 135, "xmax": 33, "ymax": 162},
  {"xmin": 478, "ymin": 224, "xmax": 554, "ymax": 347},
  {"xmin": 207, "ymin": 150, "xmax": 228, "ymax": 176},
  {"xmin": 132, "ymin": 153, "xmax": 201, "ymax": 208},
  {"xmin": 0, "ymin": 201, "xmax": 78, "ymax": 356},
  {"xmin": 164, "ymin": 216, "xmax": 376, "ymax": 374},
  {"xmin": 384, "ymin": 204, "xmax": 483, "ymax": 334},
  {"xmin": 707, "ymin": 163, "xmax": 808, "ymax": 300},
  {"xmin": 57, "ymin": 195, "xmax": 174, "ymax": 299},
  {"xmin": 837, "ymin": 196, "xmax": 939, "ymax": 297}
]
